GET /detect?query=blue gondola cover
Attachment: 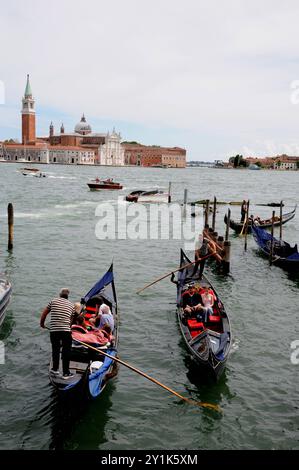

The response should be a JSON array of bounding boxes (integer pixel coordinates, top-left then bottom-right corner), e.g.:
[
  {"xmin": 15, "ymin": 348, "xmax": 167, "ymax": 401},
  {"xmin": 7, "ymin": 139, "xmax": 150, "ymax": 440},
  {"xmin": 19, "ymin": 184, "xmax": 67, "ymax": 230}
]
[
  {"xmin": 82, "ymin": 265, "xmax": 114, "ymax": 304},
  {"xmin": 89, "ymin": 349, "xmax": 117, "ymax": 398}
]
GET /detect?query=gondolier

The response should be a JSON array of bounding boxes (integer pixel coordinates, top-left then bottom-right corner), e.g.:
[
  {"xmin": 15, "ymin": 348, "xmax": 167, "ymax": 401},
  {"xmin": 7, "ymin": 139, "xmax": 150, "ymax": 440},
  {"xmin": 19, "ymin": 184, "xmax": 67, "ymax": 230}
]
[
  {"xmin": 192, "ymin": 237, "xmax": 209, "ymax": 278},
  {"xmin": 40, "ymin": 288, "xmax": 75, "ymax": 379},
  {"xmin": 241, "ymin": 200, "xmax": 247, "ymax": 223}
]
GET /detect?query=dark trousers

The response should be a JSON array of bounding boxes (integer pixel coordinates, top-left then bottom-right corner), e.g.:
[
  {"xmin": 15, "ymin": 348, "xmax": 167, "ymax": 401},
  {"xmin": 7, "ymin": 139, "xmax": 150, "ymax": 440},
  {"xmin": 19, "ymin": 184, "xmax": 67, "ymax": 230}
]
[
  {"xmin": 192, "ymin": 258, "xmax": 206, "ymax": 278},
  {"xmin": 50, "ymin": 331, "xmax": 72, "ymax": 375}
]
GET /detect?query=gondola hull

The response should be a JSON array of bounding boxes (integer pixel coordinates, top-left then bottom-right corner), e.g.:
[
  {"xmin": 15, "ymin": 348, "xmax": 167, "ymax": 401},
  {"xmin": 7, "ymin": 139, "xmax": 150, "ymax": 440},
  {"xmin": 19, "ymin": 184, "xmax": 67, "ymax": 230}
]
[
  {"xmin": 126, "ymin": 190, "xmax": 169, "ymax": 203},
  {"xmin": 0, "ymin": 277, "xmax": 12, "ymax": 329},
  {"xmin": 252, "ymin": 224, "xmax": 299, "ymax": 272},
  {"xmin": 224, "ymin": 205, "xmax": 296, "ymax": 234},
  {"xmin": 49, "ymin": 264, "xmax": 119, "ymax": 398},
  {"xmin": 176, "ymin": 250, "xmax": 232, "ymax": 380}
]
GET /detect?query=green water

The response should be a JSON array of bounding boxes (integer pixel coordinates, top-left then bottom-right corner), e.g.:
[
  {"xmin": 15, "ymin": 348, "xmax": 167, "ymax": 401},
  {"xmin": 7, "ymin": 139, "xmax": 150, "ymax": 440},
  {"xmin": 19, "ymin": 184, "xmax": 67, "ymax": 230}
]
[{"xmin": 0, "ymin": 163, "xmax": 298, "ymax": 450}]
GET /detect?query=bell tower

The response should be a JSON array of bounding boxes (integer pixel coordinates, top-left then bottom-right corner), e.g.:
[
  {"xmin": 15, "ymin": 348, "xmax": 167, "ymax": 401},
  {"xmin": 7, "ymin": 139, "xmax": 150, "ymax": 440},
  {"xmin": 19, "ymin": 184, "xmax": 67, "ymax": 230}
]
[
  {"xmin": 49, "ymin": 121, "xmax": 54, "ymax": 137},
  {"xmin": 22, "ymin": 75, "xmax": 36, "ymax": 145}
]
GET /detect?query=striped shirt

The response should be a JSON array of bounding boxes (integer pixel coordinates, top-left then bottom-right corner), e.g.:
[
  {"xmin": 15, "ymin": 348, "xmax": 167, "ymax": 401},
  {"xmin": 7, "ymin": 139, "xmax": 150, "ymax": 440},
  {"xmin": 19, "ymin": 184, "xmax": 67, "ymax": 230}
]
[{"xmin": 47, "ymin": 297, "xmax": 75, "ymax": 332}]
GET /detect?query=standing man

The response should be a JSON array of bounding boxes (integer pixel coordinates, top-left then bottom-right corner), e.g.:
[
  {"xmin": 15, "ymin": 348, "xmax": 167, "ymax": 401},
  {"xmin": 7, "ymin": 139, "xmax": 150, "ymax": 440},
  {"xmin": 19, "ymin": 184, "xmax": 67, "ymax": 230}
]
[
  {"xmin": 40, "ymin": 288, "xmax": 75, "ymax": 379},
  {"xmin": 241, "ymin": 200, "xmax": 247, "ymax": 223},
  {"xmin": 193, "ymin": 237, "xmax": 209, "ymax": 279}
]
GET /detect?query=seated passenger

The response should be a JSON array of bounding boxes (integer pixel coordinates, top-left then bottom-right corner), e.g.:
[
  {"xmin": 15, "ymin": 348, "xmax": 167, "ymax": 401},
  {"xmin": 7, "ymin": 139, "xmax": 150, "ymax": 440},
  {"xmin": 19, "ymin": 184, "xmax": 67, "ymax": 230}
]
[
  {"xmin": 71, "ymin": 314, "xmax": 89, "ymax": 333},
  {"xmin": 101, "ymin": 324, "xmax": 115, "ymax": 344},
  {"xmin": 182, "ymin": 285, "xmax": 202, "ymax": 309},
  {"xmin": 94, "ymin": 303, "xmax": 115, "ymax": 331},
  {"xmin": 201, "ymin": 286, "xmax": 215, "ymax": 319},
  {"xmin": 183, "ymin": 285, "xmax": 206, "ymax": 320},
  {"xmin": 72, "ymin": 302, "xmax": 83, "ymax": 325}
]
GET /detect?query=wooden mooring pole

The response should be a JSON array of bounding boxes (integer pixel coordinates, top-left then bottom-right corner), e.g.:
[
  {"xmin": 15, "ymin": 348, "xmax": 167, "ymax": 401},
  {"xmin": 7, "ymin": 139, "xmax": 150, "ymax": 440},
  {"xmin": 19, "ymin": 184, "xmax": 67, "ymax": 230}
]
[
  {"xmin": 204, "ymin": 199, "xmax": 210, "ymax": 226},
  {"xmin": 222, "ymin": 241, "xmax": 231, "ymax": 274},
  {"xmin": 217, "ymin": 235, "xmax": 224, "ymax": 252},
  {"xmin": 270, "ymin": 210, "xmax": 275, "ymax": 265},
  {"xmin": 212, "ymin": 196, "xmax": 217, "ymax": 231},
  {"xmin": 279, "ymin": 200, "xmax": 283, "ymax": 242},
  {"xmin": 8, "ymin": 203, "xmax": 14, "ymax": 251},
  {"xmin": 183, "ymin": 189, "xmax": 188, "ymax": 217},
  {"xmin": 168, "ymin": 182, "xmax": 172, "ymax": 203},
  {"xmin": 225, "ymin": 208, "xmax": 231, "ymax": 242},
  {"xmin": 244, "ymin": 200, "xmax": 250, "ymax": 251}
]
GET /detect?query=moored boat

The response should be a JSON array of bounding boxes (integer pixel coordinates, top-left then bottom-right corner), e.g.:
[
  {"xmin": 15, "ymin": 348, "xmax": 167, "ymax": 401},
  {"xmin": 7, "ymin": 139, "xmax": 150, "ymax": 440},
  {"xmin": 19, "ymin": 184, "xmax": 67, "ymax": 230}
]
[
  {"xmin": 126, "ymin": 189, "xmax": 170, "ymax": 203},
  {"xmin": 224, "ymin": 205, "xmax": 296, "ymax": 234},
  {"xmin": 175, "ymin": 250, "xmax": 231, "ymax": 380},
  {"xmin": 49, "ymin": 264, "xmax": 118, "ymax": 398},
  {"xmin": 87, "ymin": 178, "xmax": 123, "ymax": 190},
  {"xmin": 252, "ymin": 224, "xmax": 299, "ymax": 272},
  {"xmin": 0, "ymin": 275, "xmax": 12, "ymax": 329}
]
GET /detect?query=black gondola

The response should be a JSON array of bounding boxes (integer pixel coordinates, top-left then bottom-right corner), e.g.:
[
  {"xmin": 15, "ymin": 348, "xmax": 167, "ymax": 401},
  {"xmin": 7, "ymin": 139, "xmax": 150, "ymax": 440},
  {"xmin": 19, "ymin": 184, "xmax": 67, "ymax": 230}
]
[
  {"xmin": 176, "ymin": 250, "xmax": 232, "ymax": 380},
  {"xmin": 49, "ymin": 264, "xmax": 118, "ymax": 398},
  {"xmin": 0, "ymin": 275, "xmax": 12, "ymax": 329},
  {"xmin": 224, "ymin": 205, "xmax": 296, "ymax": 234},
  {"xmin": 252, "ymin": 224, "xmax": 299, "ymax": 272}
]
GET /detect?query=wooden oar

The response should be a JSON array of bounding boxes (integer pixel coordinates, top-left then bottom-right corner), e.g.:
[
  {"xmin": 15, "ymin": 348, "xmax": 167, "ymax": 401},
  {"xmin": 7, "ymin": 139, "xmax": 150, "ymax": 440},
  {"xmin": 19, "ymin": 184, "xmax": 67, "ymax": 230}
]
[
  {"xmin": 74, "ymin": 338, "xmax": 221, "ymax": 412},
  {"xmin": 136, "ymin": 251, "xmax": 215, "ymax": 295},
  {"xmin": 44, "ymin": 327, "xmax": 221, "ymax": 411}
]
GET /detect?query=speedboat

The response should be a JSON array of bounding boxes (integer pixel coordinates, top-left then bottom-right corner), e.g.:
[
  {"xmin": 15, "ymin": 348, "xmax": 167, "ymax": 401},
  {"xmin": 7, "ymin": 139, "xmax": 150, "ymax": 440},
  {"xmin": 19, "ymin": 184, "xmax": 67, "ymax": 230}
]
[
  {"xmin": 87, "ymin": 178, "xmax": 123, "ymax": 190},
  {"xmin": 20, "ymin": 167, "xmax": 41, "ymax": 176},
  {"xmin": 126, "ymin": 190, "xmax": 170, "ymax": 203}
]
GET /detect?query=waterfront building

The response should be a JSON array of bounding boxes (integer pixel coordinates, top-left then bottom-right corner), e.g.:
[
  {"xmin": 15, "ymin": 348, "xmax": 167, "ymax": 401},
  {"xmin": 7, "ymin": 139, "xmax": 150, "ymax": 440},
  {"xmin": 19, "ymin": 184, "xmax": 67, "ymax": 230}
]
[
  {"xmin": 99, "ymin": 129, "xmax": 125, "ymax": 166},
  {"xmin": 123, "ymin": 143, "xmax": 186, "ymax": 168},
  {"xmin": 272, "ymin": 155, "xmax": 299, "ymax": 170},
  {"xmin": 245, "ymin": 155, "xmax": 299, "ymax": 170}
]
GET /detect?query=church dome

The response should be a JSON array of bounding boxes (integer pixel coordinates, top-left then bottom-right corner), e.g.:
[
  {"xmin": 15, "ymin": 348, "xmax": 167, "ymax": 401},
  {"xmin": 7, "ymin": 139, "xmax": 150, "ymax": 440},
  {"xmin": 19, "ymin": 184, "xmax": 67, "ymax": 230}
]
[{"xmin": 74, "ymin": 114, "xmax": 92, "ymax": 135}]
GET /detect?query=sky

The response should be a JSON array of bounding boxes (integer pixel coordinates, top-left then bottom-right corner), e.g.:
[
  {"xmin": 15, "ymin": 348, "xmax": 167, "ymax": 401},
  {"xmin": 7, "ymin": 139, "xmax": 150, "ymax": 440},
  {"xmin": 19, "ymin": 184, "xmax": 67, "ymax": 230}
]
[{"xmin": 1, "ymin": 0, "xmax": 299, "ymax": 161}]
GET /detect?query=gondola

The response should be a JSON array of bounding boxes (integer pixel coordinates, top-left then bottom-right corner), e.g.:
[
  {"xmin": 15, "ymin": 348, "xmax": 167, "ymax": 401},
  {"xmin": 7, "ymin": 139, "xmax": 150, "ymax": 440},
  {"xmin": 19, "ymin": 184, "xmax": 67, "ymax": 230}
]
[
  {"xmin": 176, "ymin": 250, "xmax": 231, "ymax": 380},
  {"xmin": 0, "ymin": 275, "xmax": 12, "ymax": 329},
  {"xmin": 252, "ymin": 224, "xmax": 299, "ymax": 272},
  {"xmin": 224, "ymin": 205, "xmax": 296, "ymax": 234},
  {"xmin": 49, "ymin": 264, "xmax": 119, "ymax": 398}
]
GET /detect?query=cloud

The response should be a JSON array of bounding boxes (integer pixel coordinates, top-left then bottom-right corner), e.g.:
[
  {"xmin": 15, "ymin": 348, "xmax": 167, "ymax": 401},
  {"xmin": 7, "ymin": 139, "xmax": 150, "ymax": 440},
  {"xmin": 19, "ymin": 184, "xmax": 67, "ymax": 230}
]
[{"xmin": 1, "ymin": 0, "xmax": 299, "ymax": 159}]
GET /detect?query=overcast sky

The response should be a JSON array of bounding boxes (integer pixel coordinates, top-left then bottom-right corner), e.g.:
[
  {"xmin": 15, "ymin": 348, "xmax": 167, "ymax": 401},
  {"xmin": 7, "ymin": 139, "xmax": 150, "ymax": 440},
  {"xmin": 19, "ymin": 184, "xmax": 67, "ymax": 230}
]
[{"xmin": 1, "ymin": 0, "xmax": 299, "ymax": 160}]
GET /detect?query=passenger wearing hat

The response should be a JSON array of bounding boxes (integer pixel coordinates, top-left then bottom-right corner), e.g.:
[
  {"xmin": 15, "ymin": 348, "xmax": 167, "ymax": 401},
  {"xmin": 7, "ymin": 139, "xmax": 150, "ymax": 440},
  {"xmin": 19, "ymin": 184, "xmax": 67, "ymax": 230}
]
[{"xmin": 40, "ymin": 288, "xmax": 75, "ymax": 379}]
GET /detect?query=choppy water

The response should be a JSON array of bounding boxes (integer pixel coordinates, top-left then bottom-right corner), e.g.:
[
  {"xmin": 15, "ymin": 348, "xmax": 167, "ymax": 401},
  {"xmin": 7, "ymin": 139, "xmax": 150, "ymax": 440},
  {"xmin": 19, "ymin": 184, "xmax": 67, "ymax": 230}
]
[{"xmin": 0, "ymin": 163, "xmax": 298, "ymax": 450}]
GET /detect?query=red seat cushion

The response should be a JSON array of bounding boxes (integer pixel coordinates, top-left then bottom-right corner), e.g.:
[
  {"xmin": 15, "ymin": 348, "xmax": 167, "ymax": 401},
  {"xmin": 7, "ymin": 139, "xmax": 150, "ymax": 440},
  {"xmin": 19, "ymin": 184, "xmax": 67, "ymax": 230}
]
[
  {"xmin": 190, "ymin": 330, "xmax": 203, "ymax": 338},
  {"xmin": 209, "ymin": 315, "xmax": 221, "ymax": 322},
  {"xmin": 187, "ymin": 318, "xmax": 204, "ymax": 330},
  {"xmin": 86, "ymin": 306, "xmax": 97, "ymax": 312},
  {"xmin": 84, "ymin": 313, "xmax": 95, "ymax": 319}
]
